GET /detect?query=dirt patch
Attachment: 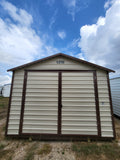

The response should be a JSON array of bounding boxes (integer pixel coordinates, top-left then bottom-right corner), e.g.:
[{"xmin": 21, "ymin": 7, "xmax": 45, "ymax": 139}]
[
  {"xmin": 12, "ymin": 141, "xmax": 36, "ymax": 160},
  {"xmin": 114, "ymin": 117, "xmax": 120, "ymax": 140},
  {"xmin": 0, "ymin": 119, "xmax": 6, "ymax": 141},
  {"xmin": 34, "ymin": 142, "xmax": 75, "ymax": 160}
]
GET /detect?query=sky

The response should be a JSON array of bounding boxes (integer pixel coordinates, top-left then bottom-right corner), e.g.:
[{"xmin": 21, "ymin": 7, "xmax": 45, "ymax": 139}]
[{"xmin": 0, "ymin": 0, "xmax": 120, "ymax": 85}]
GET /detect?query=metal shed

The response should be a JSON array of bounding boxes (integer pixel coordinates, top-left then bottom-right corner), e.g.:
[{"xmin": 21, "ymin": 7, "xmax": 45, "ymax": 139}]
[
  {"xmin": 110, "ymin": 77, "xmax": 120, "ymax": 118},
  {"xmin": 2, "ymin": 84, "xmax": 11, "ymax": 97},
  {"xmin": 0, "ymin": 85, "xmax": 3, "ymax": 96},
  {"xmin": 6, "ymin": 53, "xmax": 115, "ymax": 140}
]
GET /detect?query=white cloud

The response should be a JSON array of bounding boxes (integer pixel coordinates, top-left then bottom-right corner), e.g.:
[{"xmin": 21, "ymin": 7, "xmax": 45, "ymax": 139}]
[
  {"xmin": 104, "ymin": 1, "xmax": 111, "ymax": 9},
  {"xmin": 0, "ymin": 75, "xmax": 11, "ymax": 85},
  {"xmin": 71, "ymin": 38, "xmax": 80, "ymax": 47},
  {"xmin": 104, "ymin": 0, "xmax": 115, "ymax": 9},
  {"xmin": 79, "ymin": 0, "xmax": 120, "ymax": 76},
  {"xmin": 77, "ymin": 53, "xmax": 85, "ymax": 60},
  {"xmin": 63, "ymin": 0, "xmax": 89, "ymax": 21},
  {"xmin": 63, "ymin": 0, "xmax": 76, "ymax": 21},
  {"xmin": 49, "ymin": 9, "xmax": 57, "ymax": 29},
  {"xmin": 46, "ymin": 0, "xmax": 55, "ymax": 6},
  {"xmin": 57, "ymin": 31, "xmax": 66, "ymax": 39},
  {"xmin": 0, "ymin": 1, "xmax": 59, "ymax": 85},
  {"xmin": 1, "ymin": 0, "xmax": 33, "ymax": 26},
  {"xmin": 0, "ymin": 18, "xmax": 44, "ymax": 66},
  {"xmin": 0, "ymin": 0, "xmax": 44, "ymax": 66}
]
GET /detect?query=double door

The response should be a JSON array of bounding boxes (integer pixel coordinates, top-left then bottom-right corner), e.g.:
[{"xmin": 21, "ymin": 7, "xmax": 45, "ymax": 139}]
[{"xmin": 21, "ymin": 70, "xmax": 99, "ymax": 136}]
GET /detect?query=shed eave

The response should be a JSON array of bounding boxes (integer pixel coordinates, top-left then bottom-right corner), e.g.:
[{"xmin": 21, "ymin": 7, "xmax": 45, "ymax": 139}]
[{"xmin": 7, "ymin": 53, "xmax": 115, "ymax": 73}]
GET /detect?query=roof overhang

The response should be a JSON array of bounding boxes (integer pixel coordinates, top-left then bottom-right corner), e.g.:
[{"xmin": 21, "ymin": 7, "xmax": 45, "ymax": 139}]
[{"xmin": 7, "ymin": 53, "xmax": 115, "ymax": 73}]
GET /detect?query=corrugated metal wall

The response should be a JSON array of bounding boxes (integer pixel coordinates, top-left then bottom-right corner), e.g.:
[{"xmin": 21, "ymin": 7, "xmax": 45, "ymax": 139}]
[
  {"xmin": 8, "ymin": 70, "xmax": 24, "ymax": 134},
  {"xmin": 97, "ymin": 72, "xmax": 113, "ymax": 137},
  {"xmin": 7, "ymin": 56, "xmax": 114, "ymax": 137},
  {"xmin": 62, "ymin": 72, "xmax": 97, "ymax": 135},
  {"xmin": 23, "ymin": 72, "xmax": 58, "ymax": 134},
  {"xmin": 110, "ymin": 77, "xmax": 120, "ymax": 117}
]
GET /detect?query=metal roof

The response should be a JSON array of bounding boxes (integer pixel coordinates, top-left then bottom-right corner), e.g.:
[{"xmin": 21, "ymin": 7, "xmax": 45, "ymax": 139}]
[{"xmin": 7, "ymin": 53, "xmax": 115, "ymax": 72}]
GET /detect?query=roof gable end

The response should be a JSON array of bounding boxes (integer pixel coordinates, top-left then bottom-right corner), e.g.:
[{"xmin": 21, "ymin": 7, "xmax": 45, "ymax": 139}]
[{"xmin": 7, "ymin": 53, "xmax": 115, "ymax": 72}]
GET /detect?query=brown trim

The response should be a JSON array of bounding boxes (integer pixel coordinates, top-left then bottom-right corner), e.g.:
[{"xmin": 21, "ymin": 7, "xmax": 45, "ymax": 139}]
[
  {"xmin": 114, "ymin": 114, "xmax": 120, "ymax": 119},
  {"xmin": 19, "ymin": 71, "xmax": 28, "ymax": 135},
  {"xmin": 7, "ymin": 53, "xmax": 115, "ymax": 72},
  {"xmin": 25, "ymin": 70, "xmax": 96, "ymax": 72},
  {"xmin": 6, "ymin": 70, "xmax": 115, "ymax": 140},
  {"xmin": 6, "ymin": 134, "xmax": 115, "ymax": 141},
  {"xmin": 19, "ymin": 70, "xmax": 101, "ymax": 138},
  {"xmin": 93, "ymin": 71, "xmax": 101, "ymax": 137},
  {"xmin": 107, "ymin": 72, "xmax": 116, "ymax": 139},
  {"xmin": 58, "ymin": 72, "xmax": 62, "ymax": 135},
  {"xmin": 5, "ymin": 71, "xmax": 15, "ymax": 136}
]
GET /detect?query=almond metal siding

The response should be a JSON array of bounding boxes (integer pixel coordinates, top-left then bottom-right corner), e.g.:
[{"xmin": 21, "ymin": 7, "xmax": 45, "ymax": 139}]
[
  {"xmin": 97, "ymin": 72, "xmax": 113, "ymax": 137},
  {"xmin": 62, "ymin": 72, "xmax": 97, "ymax": 135},
  {"xmin": 7, "ymin": 56, "xmax": 114, "ymax": 138},
  {"xmin": 22, "ymin": 72, "xmax": 58, "ymax": 134}
]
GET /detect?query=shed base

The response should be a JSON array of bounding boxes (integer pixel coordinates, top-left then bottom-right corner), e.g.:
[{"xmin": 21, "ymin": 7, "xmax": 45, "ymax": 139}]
[{"xmin": 6, "ymin": 134, "xmax": 115, "ymax": 141}]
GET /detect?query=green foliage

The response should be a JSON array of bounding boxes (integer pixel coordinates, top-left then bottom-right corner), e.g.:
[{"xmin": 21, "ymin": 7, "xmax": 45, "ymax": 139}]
[
  {"xmin": 62, "ymin": 151, "xmax": 64, "ymax": 155},
  {"xmin": 0, "ymin": 143, "xmax": 5, "ymax": 150},
  {"xmin": 38, "ymin": 144, "xmax": 52, "ymax": 155}
]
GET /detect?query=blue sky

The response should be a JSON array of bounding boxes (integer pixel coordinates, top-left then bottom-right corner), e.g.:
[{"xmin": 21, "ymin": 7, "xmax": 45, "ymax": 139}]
[{"xmin": 0, "ymin": 0, "xmax": 120, "ymax": 84}]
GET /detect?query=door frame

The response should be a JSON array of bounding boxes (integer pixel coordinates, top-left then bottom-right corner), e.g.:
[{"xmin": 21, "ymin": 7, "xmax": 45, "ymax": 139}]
[{"xmin": 19, "ymin": 70, "xmax": 101, "ymax": 138}]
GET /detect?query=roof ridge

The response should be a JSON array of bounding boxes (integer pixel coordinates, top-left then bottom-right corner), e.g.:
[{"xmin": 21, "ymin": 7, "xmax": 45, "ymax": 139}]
[{"xmin": 7, "ymin": 53, "xmax": 115, "ymax": 72}]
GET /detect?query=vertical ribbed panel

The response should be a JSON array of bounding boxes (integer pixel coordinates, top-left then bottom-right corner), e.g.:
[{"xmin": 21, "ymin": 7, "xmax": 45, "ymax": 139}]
[
  {"xmin": 110, "ymin": 78, "xmax": 120, "ymax": 117},
  {"xmin": 22, "ymin": 72, "xmax": 58, "ymax": 134},
  {"xmin": 7, "ymin": 70, "xmax": 24, "ymax": 135},
  {"xmin": 97, "ymin": 71, "xmax": 113, "ymax": 137},
  {"xmin": 61, "ymin": 72, "xmax": 98, "ymax": 135}
]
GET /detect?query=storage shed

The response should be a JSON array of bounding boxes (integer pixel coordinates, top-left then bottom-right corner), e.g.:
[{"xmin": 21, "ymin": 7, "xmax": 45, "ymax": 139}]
[
  {"xmin": 0, "ymin": 85, "xmax": 3, "ymax": 96},
  {"xmin": 2, "ymin": 84, "xmax": 11, "ymax": 97},
  {"xmin": 110, "ymin": 77, "xmax": 120, "ymax": 118},
  {"xmin": 6, "ymin": 53, "xmax": 115, "ymax": 140}
]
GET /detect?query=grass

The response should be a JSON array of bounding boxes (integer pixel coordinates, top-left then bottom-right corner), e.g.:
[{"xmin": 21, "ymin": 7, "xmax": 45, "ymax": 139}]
[
  {"xmin": 0, "ymin": 143, "xmax": 5, "ymax": 150},
  {"xmin": 24, "ymin": 142, "xmax": 38, "ymax": 160},
  {"xmin": 72, "ymin": 142, "xmax": 120, "ymax": 160},
  {"xmin": 0, "ymin": 97, "xmax": 9, "ymax": 108},
  {"xmin": 0, "ymin": 143, "xmax": 13, "ymax": 159},
  {"xmin": 0, "ymin": 149, "xmax": 13, "ymax": 159},
  {"xmin": 38, "ymin": 144, "xmax": 52, "ymax": 156},
  {"xmin": 0, "ymin": 97, "xmax": 9, "ymax": 120}
]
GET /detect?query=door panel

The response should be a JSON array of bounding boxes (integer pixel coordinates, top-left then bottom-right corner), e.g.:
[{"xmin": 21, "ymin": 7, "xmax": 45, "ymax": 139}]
[
  {"xmin": 61, "ymin": 72, "xmax": 98, "ymax": 135},
  {"xmin": 21, "ymin": 71, "xmax": 98, "ymax": 136},
  {"xmin": 22, "ymin": 72, "xmax": 58, "ymax": 134}
]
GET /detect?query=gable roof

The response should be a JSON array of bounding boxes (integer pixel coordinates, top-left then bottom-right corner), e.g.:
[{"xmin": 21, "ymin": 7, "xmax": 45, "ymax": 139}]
[{"xmin": 7, "ymin": 53, "xmax": 115, "ymax": 72}]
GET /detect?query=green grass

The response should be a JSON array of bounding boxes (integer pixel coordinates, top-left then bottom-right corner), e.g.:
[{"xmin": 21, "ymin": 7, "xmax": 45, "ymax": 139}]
[
  {"xmin": 0, "ymin": 97, "xmax": 9, "ymax": 120},
  {"xmin": 0, "ymin": 143, "xmax": 5, "ymax": 150},
  {"xmin": 24, "ymin": 143, "xmax": 38, "ymax": 160},
  {"xmin": 0, "ymin": 143, "xmax": 13, "ymax": 159},
  {"xmin": 38, "ymin": 144, "xmax": 52, "ymax": 156},
  {"xmin": 72, "ymin": 142, "xmax": 120, "ymax": 160},
  {"xmin": 0, "ymin": 97, "xmax": 9, "ymax": 108}
]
